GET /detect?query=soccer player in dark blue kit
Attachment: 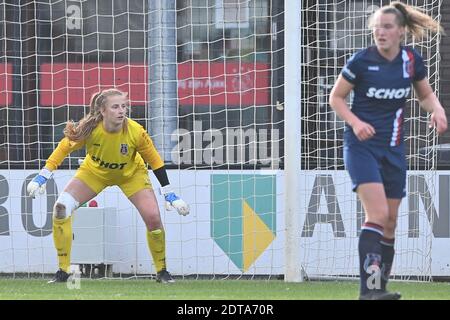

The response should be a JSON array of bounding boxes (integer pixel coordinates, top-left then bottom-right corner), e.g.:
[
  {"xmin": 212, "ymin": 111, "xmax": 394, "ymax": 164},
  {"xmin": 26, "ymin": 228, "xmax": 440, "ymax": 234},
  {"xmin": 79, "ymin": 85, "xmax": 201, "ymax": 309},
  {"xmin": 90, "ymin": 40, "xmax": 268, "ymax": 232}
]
[{"xmin": 329, "ymin": 2, "xmax": 447, "ymax": 300}]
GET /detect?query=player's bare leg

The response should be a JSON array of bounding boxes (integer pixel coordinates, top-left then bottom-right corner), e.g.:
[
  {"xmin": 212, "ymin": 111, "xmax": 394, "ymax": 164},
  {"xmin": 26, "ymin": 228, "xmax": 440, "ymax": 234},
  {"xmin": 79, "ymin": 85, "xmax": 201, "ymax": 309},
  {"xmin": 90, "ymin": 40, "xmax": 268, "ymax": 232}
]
[{"xmin": 356, "ymin": 183, "xmax": 400, "ymax": 300}]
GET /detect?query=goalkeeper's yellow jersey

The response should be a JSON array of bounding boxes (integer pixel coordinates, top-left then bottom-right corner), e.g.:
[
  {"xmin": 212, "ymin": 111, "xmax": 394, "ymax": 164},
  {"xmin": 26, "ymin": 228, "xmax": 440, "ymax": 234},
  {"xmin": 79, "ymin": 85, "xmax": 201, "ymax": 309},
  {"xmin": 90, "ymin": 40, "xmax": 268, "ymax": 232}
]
[{"xmin": 45, "ymin": 118, "xmax": 164, "ymax": 182}]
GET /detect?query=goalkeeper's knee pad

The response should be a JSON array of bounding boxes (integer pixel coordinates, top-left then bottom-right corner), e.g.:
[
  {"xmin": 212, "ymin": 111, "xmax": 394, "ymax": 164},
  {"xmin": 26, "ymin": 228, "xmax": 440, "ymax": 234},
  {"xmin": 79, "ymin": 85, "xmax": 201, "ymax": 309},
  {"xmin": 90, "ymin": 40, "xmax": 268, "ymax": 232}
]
[{"xmin": 53, "ymin": 192, "xmax": 79, "ymax": 219}]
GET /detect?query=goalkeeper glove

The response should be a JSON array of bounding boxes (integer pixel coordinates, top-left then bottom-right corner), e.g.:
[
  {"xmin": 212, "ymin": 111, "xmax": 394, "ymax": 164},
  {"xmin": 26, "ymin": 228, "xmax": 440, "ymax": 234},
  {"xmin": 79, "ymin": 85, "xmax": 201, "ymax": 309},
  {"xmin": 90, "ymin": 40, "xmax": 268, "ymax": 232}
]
[
  {"xmin": 160, "ymin": 184, "xmax": 190, "ymax": 216},
  {"xmin": 27, "ymin": 168, "xmax": 53, "ymax": 198}
]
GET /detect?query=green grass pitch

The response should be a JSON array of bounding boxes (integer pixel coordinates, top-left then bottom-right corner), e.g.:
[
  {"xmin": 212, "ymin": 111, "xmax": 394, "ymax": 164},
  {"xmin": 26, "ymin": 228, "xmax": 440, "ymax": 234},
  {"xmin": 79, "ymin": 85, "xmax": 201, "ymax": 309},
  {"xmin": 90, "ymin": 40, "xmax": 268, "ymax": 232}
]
[{"xmin": 1, "ymin": 278, "xmax": 450, "ymax": 300}]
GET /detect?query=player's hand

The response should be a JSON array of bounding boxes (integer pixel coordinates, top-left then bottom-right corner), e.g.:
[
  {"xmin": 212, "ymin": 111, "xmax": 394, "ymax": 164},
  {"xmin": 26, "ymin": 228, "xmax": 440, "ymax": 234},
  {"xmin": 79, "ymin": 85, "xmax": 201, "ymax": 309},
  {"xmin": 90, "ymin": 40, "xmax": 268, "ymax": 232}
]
[
  {"xmin": 430, "ymin": 107, "xmax": 448, "ymax": 135},
  {"xmin": 27, "ymin": 168, "xmax": 53, "ymax": 198},
  {"xmin": 161, "ymin": 185, "xmax": 190, "ymax": 216},
  {"xmin": 352, "ymin": 120, "xmax": 376, "ymax": 141}
]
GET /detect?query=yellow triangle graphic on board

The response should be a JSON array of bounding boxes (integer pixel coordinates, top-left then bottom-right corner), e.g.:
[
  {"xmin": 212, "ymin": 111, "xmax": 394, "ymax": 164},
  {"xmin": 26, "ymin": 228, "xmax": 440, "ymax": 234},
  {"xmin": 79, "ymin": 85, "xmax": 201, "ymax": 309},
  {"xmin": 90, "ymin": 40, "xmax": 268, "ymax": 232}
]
[{"xmin": 242, "ymin": 200, "xmax": 275, "ymax": 272}]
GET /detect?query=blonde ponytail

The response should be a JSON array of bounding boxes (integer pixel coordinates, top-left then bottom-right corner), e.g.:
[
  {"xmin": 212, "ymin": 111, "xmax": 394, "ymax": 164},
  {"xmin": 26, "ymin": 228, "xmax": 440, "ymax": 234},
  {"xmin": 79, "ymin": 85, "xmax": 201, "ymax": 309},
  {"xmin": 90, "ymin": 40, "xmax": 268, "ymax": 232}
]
[
  {"xmin": 369, "ymin": 1, "xmax": 444, "ymax": 39},
  {"xmin": 392, "ymin": 1, "xmax": 444, "ymax": 38}
]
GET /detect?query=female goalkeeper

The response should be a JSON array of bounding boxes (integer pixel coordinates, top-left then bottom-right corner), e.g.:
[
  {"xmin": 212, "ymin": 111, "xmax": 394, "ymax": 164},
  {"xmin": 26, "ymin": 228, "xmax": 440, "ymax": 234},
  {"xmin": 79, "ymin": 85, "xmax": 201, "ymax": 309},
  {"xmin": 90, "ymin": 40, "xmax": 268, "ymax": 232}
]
[
  {"xmin": 329, "ymin": 2, "xmax": 447, "ymax": 300},
  {"xmin": 27, "ymin": 88, "xmax": 189, "ymax": 284}
]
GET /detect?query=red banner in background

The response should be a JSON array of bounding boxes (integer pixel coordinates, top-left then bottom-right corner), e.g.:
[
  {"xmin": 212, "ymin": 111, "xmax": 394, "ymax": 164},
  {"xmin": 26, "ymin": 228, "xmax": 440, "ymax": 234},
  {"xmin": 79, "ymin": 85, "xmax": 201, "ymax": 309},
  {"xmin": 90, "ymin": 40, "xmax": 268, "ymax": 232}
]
[
  {"xmin": 39, "ymin": 62, "xmax": 270, "ymax": 107},
  {"xmin": 0, "ymin": 63, "xmax": 13, "ymax": 106},
  {"xmin": 39, "ymin": 63, "xmax": 148, "ymax": 106},
  {"xmin": 177, "ymin": 62, "xmax": 270, "ymax": 106}
]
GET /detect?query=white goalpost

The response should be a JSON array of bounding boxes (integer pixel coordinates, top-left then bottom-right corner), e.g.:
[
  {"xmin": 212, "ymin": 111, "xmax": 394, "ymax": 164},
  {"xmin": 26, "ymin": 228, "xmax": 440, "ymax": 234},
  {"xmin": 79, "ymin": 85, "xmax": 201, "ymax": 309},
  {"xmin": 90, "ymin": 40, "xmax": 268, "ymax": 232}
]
[
  {"xmin": 284, "ymin": 0, "xmax": 302, "ymax": 282},
  {"xmin": 0, "ymin": 0, "xmax": 448, "ymax": 281}
]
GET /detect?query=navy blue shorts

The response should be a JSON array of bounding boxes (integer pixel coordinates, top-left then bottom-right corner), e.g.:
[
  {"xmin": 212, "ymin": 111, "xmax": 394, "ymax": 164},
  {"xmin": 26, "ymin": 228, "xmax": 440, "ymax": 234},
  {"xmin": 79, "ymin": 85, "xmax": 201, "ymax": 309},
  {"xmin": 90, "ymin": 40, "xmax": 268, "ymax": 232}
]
[{"xmin": 343, "ymin": 142, "xmax": 406, "ymax": 199}]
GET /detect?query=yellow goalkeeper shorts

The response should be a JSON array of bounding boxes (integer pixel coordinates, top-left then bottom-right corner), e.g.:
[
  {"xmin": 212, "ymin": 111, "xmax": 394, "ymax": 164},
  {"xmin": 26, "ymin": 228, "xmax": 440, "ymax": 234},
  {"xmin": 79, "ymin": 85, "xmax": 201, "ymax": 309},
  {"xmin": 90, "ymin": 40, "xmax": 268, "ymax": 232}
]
[{"xmin": 74, "ymin": 167, "xmax": 153, "ymax": 198}]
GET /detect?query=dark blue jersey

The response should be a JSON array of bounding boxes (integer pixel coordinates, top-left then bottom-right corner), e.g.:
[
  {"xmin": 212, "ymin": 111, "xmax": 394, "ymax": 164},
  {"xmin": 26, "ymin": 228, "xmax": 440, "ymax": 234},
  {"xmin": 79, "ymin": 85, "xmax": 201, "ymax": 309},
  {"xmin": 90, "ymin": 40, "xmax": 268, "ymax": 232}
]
[{"xmin": 341, "ymin": 46, "xmax": 426, "ymax": 146}]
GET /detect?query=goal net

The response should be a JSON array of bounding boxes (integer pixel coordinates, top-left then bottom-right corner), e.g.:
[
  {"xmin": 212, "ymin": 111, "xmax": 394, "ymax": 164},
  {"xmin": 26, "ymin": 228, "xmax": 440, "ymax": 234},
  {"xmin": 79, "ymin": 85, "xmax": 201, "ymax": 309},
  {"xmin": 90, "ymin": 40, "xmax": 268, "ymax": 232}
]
[
  {"xmin": 300, "ymin": 0, "xmax": 442, "ymax": 280},
  {"xmin": 0, "ymin": 0, "xmax": 446, "ymax": 281},
  {"xmin": 0, "ymin": 0, "xmax": 283, "ymax": 279}
]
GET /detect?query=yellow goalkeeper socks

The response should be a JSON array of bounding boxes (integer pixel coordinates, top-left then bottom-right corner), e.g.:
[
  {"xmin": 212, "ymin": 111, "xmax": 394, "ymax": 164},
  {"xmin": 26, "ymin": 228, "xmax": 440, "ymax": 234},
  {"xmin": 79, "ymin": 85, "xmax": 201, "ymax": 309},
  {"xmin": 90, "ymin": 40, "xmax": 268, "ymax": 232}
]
[
  {"xmin": 52, "ymin": 216, "xmax": 72, "ymax": 273},
  {"xmin": 147, "ymin": 228, "xmax": 166, "ymax": 273}
]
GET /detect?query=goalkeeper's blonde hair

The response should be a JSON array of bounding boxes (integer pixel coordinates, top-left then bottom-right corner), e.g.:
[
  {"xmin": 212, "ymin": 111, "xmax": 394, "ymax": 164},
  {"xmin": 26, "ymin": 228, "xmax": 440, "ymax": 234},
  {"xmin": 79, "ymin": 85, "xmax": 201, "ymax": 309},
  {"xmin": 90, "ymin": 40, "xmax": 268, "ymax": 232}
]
[
  {"xmin": 369, "ymin": 1, "xmax": 444, "ymax": 39},
  {"xmin": 64, "ymin": 88, "xmax": 128, "ymax": 141}
]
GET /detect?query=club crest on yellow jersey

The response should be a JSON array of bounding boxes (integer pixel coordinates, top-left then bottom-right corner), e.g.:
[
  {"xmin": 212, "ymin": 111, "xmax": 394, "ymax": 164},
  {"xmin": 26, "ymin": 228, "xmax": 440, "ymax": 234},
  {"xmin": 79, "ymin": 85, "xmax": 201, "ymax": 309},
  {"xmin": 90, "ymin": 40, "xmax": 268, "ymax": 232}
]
[{"xmin": 120, "ymin": 143, "xmax": 128, "ymax": 155}]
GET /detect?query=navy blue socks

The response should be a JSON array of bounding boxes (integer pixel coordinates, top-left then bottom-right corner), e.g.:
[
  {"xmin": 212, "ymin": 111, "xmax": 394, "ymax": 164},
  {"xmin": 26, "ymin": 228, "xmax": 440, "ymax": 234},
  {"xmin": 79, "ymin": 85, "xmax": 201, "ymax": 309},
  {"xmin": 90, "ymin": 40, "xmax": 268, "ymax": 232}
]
[
  {"xmin": 380, "ymin": 237, "xmax": 395, "ymax": 291},
  {"xmin": 359, "ymin": 222, "xmax": 384, "ymax": 296}
]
